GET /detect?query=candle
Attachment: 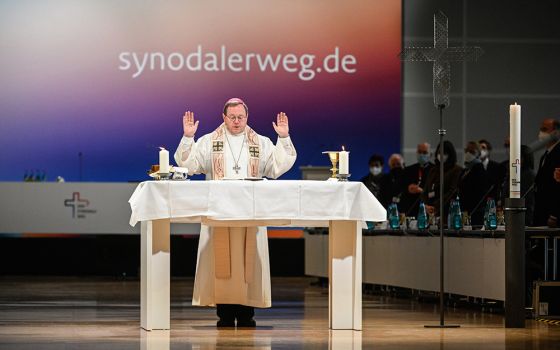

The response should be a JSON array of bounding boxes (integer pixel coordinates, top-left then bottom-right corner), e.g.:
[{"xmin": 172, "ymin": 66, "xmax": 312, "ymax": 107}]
[
  {"xmin": 509, "ymin": 103, "xmax": 521, "ymax": 198},
  {"xmin": 159, "ymin": 147, "xmax": 170, "ymax": 174},
  {"xmin": 339, "ymin": 146, "xmax": 349, "ymax": 175}
]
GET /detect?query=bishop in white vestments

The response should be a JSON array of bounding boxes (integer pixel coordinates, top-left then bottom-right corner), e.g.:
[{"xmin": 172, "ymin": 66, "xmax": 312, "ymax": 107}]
[{"xmin": 174, "ymin": 98, "xmax": 297, "ymax": 327}]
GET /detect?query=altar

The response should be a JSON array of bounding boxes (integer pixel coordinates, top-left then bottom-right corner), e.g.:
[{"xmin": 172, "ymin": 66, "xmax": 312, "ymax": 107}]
[{"xmin": 129, "ymin": 180, "xmax": 386, "ymax": 331}]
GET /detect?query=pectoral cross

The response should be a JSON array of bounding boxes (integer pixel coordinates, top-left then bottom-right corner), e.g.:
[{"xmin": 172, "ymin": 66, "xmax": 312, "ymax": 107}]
[{"xmin": 233, "ymin": 164, "xmax": 241, "ymax": 174}]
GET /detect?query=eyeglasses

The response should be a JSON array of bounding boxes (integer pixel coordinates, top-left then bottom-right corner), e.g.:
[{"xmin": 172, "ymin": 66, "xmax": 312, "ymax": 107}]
[{"xmin": 226, "ymin": 115, "xmax": 247, "ymax": 122}]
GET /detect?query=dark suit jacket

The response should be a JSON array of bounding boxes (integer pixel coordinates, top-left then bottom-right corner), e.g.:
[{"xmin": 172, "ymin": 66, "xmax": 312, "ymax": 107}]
[
  {"xmin": 533, "ymin": 142, "xmax": 560, "ymax": 226},
  {"xmin": 379, "ymin": 168, "xmax": 405, "ymax": 209},
  {"xmin": 360, "ymin": 173, "xmax": 384, "ymax": 203},
  {"xmin": 458, "ymin": 162, "xmax": 490, "ymax": 225},
  {"xmin": 399, "ymin": 162, "xmax": 434, "ymax": 216},
  {"xmin": 484, "ymin": 159, "xmax": 506, "ymax": 200},
  {"xmin": 422, "ymin": 163, "xmax": 463, "ymax": 219}
]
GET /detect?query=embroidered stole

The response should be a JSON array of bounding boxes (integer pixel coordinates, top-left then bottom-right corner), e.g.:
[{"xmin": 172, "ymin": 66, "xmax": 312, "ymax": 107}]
[
  {"xmin": 213, "ymin": 227, "xmax": 258, "ymax": 284},
  {"xmin": 211, "ymin": 124, "xmax": 260, "ymax": 283},
  {"xmin": 210, "ymin": 123, "xmax": 260, "ymax": 180}
]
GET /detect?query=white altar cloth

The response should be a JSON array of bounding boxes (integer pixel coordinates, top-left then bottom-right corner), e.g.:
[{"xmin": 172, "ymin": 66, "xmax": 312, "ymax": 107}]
[
  {"xmin": 129, "ymin": 180, "xmax": 386, "ymax": 226},
  {"xmin": 129, "ymin": 180, "xmax": 386, "ymax": 331}
]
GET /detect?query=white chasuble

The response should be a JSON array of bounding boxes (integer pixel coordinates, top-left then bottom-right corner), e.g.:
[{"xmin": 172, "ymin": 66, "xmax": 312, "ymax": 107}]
[{"xmin": 174, "ymin": 124, "xmax": 296, "ymax": 307}]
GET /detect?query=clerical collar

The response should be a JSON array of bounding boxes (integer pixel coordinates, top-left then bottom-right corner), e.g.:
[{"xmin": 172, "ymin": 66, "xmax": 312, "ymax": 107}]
[{"xmin": 482, "ymin": 157, "xmax": 489, "ymax": 169}]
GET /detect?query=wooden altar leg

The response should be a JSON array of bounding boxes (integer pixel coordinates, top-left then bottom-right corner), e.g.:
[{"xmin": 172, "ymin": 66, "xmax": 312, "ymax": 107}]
[
  {"xmin": 141, "ymin": 219, "xmax": 170, "ymax": 330},
  {"xmin": 328, "ymin": 220, "xmax": 362, "ymax": 330},
  {"xmin": 140, "ymin": 329, "xmax": 170, "ymax": 350}
]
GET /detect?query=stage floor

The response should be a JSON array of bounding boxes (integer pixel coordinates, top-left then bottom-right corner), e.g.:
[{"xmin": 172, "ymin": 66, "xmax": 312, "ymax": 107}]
[{"xmin": 0, "ymin": 277, "xmax": 559, "ymax": 349}]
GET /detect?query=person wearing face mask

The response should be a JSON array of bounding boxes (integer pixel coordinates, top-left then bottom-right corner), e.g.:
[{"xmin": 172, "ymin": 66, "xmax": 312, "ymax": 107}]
[
  {"xmin": 533, "ymin": 118, "xmax": 560, "ymax": 227},
  {"xmin": 400, "ymin": 142, "xmax": 434, "ymax": 216},
  {"xmin": 360, "ymin": 154, "xmax": 385, "ymax": 201},
  {"xmin": 422, "ymin": 141, "xmax": 462, "ymax": 224},
  {"xmin": 457, "ymin": 141, "xmax": 490, "ymax": 226},
  {"xmin": 379, "ymin": 153, "xmax": 405, "ymax": 208},
  {"xmin": 478, "ymin": 139, "xmax": 506, "ymax": 201}
]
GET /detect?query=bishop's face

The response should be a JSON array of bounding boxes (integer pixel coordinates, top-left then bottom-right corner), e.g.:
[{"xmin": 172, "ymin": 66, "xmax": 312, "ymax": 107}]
[{"xmin": 223, "ymin": 104, "xmax": 248, "ymax": 135}]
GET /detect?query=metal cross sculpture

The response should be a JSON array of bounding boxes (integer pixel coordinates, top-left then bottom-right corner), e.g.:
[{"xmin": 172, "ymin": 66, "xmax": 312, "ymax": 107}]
[
  {"xmin": 400, "ymin": 11, "xmax": 483, "ymax": 109},
  {"xmin": 399, "ymin": 11, "xmax": 484, "ymax": 329}
]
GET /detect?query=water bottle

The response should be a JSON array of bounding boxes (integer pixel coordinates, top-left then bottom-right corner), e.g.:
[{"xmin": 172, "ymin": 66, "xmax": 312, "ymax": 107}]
[
  {"xmin": 485, "ymin": 198, "xmax": 498, "ymax": 230},
  {"xmin": 417, "ymin": 201, "xmax": 428, "ymax": 230},
  {"xmin": 388, "ymin": 203, "xmax": 400, "ymax": 229},
  {"xmin": 451, "ymin": 196, "xmax": 463, "ymax": 230}
]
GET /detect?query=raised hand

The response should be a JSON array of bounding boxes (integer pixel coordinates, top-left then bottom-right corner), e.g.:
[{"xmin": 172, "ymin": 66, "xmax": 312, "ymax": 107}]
[
  {"xmin": 272, "ymin": 112, "xmax": 290, "ymax": 138},
  {"xmin": 183, "ymin": 111, "xmax": 199, "ymax": 137}
]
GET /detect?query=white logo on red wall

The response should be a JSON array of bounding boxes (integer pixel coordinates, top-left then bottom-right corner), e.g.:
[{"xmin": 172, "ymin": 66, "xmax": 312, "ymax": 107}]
[{"xmin": 64, "ymin": 192, "xmax": 97, "ymax": 218}]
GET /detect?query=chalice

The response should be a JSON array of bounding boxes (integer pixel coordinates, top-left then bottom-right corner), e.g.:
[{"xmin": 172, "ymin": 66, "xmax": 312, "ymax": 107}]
[{"xmin": 322, "ymin": 151, "xmax": 340, "ymax": 179}]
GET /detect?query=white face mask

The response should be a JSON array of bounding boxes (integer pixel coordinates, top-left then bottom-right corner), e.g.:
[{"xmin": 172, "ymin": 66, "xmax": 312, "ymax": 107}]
[
  {"xmin": 538, "ymin": 131, "xmax": 551, "ymax": 142},
  {"xmin": 436, "ymin": 154, "xmax": 448, "ymax": 163},
  {"xmin": 370, "ymin": 166, "xmax": 382, "ymax": 176},
  {"xmin": 480, "ymin": 149, "xmax": 488, "ymax": 160},
  {"xmin": 464, "ymin": 152, "xmax": 477, "ymax": 163}
]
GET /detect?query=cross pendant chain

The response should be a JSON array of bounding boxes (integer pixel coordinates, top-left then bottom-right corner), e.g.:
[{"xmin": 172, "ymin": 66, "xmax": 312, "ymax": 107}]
[{"xmin": 224, "ymin": 129, "xmax": 246, "ymax": 176}]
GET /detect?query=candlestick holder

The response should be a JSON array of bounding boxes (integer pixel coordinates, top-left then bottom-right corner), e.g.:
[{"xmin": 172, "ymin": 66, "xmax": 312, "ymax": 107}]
[
  {"xmin": 336, "ymin": 173, "xmax": 351, "ymax": 182},
  {"xmin": 147, "ymin": 165, "xmax": 172, "ymax": 181},
  {"xmin": 322, "ymin": 151, "xmax": 340, "ymax": 179},
  {"xmin": 154, "ymin": 172, "xmax": 171, "ymax": 181}
]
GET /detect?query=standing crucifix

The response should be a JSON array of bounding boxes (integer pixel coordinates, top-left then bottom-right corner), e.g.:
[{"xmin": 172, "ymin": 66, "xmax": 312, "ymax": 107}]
[
  {"xmin": 400, "ymin": 11, "xmax": 483, "ymax": 108},
  {"xmin": 400, "ymin": 11, "xmax": 483, "ymax": 328}
]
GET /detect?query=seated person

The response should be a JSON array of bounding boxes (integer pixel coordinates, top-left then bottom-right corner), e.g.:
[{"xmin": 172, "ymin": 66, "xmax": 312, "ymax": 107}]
[
  {"xmin": 478, "ymin": 139, "xmax": 506, "ymax": 201},
  {"xmin": 458, "ymin": 141, "xmax": 489, "ymax": 226},
  {"xmin": 379, "ymin": 153, "xmax": 405, "ymax": 209},
  {"xmin": 423, "ymin": 141, "xmax": 463, "ymax": 225},
  {"xmin": 360, "ymin": 154, "xmax": 385, "ymax": 201},
  {"xmin": 400, "ymin": 142, "xmax": 434, "ymax": 216}
]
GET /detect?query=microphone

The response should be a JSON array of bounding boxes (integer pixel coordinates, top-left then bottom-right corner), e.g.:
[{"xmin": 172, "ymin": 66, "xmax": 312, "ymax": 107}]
[
  {"xmin": 404, "ymin": 195, "xmax": 422, "ymax": 217},
  {"xmin": 522, "ymin": 182, "xmax": 536, "ymax": 200},
  {"xmin": 441, "ymin": 166, "xmax": 472, "ymax": 204}
]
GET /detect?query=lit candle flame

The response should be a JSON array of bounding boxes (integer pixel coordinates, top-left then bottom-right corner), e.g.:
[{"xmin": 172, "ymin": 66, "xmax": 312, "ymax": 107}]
[
  {"xmin": 159, "ymin": 147, "xmax": 166, "ymax": 151},
  {"xmin": 342, "ymin": 145, "xmax": 346, "ymax": 151}
]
